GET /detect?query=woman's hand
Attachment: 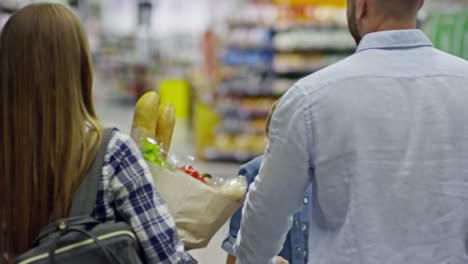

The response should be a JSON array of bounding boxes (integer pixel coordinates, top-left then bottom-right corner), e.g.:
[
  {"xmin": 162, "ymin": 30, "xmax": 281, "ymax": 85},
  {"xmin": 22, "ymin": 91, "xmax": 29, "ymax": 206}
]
[{"xmin": 274, "ymin": 256, "xmax": 289, "ymax": 264}]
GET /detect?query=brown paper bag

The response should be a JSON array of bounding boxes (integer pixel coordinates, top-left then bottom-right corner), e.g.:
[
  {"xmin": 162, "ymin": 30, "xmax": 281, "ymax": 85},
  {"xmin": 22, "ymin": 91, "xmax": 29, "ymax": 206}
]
[{"xmin": 149, "ymin": 165, "xmax": 245, "ymax": 249}]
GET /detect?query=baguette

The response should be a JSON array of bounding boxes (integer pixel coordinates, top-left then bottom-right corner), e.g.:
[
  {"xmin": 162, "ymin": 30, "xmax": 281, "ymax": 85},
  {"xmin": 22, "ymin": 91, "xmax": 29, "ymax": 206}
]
[
  {"xmin": 155, "ymin": 103, "xmax": 175, "ymax": 158},
  {"xmin": 131, "ymin": 91, "xmax": 160, "ymax": 142}
]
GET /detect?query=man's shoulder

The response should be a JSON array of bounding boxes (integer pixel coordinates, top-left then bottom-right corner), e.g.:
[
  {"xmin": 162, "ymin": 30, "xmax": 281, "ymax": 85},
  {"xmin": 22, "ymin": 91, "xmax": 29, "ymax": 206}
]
[
  {"xmin": 432, "ymin": 49, "xmax": 468, "ymax": 75},
  {"xmin": 294, "ymin": 54, "xmax": 361, "ymax": 95}
]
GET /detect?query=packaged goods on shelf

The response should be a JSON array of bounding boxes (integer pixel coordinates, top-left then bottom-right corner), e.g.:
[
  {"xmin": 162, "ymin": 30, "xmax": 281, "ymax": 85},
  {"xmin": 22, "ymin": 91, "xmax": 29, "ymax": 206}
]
[
  {"xmin": 218, "ymin": 117, "xmax": 268, "ymax": 135},
  {"xmin": 273, "ymin": 0, "xmax": 346, "ymax": 8},
  {"xmin": 207, "ymin": 132, "xmax": 266, "ymax": 163},
  {"xmin": 201, "ymin": 2, "xmax": 355, "ymax": 162},
  {"xmin": 218, "ymin": 74, "xmax": 277, "ymax": 96},
  {"xmin": 273, "ymin": 53, "xmax": 349, "ymax": 74},
  {"xmin": 227, "ymin": 28, "xmax": 274, "ymax": 50},
  {"xmin": 228, "ymin": 4, "xmax": 278, "ymax": 27},
  {"xmin": 223, "ymin": 48, "xmax": 275, "ymax": 69},
  {"xmin": 273, "ymin": 28, "xmax": 356, "ymax": 51},
  {"xmin": 275, "ymin": 5, "xmax": 348, "ymax": 29},
  {"xmin": 217, "ymin": 97, "xmax": 276, "ymax": 119}
]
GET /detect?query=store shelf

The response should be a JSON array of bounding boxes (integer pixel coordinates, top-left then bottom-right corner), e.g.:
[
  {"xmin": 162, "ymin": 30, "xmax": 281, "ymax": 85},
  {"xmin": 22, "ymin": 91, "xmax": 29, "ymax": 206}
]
[
  {"xmin": 218, "ymin": 79, "xmax": 278, "ymax": 97},
  {"xmin": 216, "ymin": 126, "xmax": 265, "ymax": 136},
  {"xmin": 274, "ymin": 65, "xmax": 325, "ymax": 74},
  {"xmin": 218, "ymin": 107, "xmax": 270, "ymax": 119},
  {"xmin": 204, "ymin": 2, "xmax": 354, "ymax": 162},
  {"xmin": 273, "ymin": 21, "xmax": 348, "ymax": 31},
  {"xmin": 216, "ymin": 116, "xmax": 267, "ymax": 135},
  {"xmin": 217, "ymin": 77, "xmax": 293, "ymax": 97},
  {"xmin": 204, "ymin": 148, "xmax": 262, "ymax": 163},
  {"xmin": 217, "ymin": 90, "xmax": 282, "ymax": 98},
  {"xmin": 275, "ymin": 46, "xmax": 356, "ymax": 53},
  {"xmin": 226, "ymin": 44, "xmax": 274, "ymax": 52},
  {"xmin": 223, "ymin": 49, "xmax": 274, "ymax": 70}
]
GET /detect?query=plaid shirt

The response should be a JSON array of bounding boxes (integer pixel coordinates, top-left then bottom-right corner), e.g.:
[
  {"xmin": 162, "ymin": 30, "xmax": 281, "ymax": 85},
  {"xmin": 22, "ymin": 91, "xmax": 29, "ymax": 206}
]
[{"xmin": 93, "ymin": 131, "xmax": 195, "ymax": 263}]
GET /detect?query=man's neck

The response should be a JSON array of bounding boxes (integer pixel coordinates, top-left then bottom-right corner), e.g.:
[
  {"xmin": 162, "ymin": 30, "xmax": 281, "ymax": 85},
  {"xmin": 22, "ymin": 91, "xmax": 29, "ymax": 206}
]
[
  {"xmin": 377, "ymin": 21, "xmax": 417, "ymax": 32},
  {"xmin": 363, "ymin": 18, "xmax": 418, "ymax": 36}
]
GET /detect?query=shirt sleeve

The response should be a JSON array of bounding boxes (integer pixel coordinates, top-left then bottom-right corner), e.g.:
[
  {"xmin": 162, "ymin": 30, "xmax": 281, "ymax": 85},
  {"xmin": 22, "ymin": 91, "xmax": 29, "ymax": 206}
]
[
  {"xmin": 108, "ymin": 132, "xmax": 196, "ymax": 264},
  {"xmin": 222, "ymin": 158, "xmax": 261, "ymax": 255},
  {"xmin": 233, "ymin": 86, "xmax": 313, "ymax": 264},
  {"xmin": 222, "ymin": 207, "xmax": 242, "ymax": 255}
]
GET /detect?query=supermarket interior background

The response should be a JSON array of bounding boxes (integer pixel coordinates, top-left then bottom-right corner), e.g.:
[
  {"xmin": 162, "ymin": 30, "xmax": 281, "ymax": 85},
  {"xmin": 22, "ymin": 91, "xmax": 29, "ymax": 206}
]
[{"xmin": 1, "ymin": 0, "xmax": 467, "ymax": 263}]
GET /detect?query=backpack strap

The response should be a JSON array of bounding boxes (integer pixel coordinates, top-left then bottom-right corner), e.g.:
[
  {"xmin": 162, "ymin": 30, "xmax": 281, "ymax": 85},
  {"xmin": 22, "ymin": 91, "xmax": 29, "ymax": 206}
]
[{"xmin": 69, "ymin": 128, "xmax": 116, "ymax": 218}]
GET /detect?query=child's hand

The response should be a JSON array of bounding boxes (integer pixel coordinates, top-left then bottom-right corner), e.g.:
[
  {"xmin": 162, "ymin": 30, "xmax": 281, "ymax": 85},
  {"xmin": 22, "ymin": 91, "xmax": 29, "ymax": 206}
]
[{"xmin": 274, "ymin": 256, "xmax": 289, "ymax": 264}]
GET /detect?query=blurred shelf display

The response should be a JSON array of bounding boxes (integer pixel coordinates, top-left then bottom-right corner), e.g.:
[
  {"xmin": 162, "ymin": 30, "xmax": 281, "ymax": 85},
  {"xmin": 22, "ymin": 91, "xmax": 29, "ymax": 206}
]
[
  {"xmin": 223, "ymin": 48, "xmax": 275, "ymax": 69},
  {"xmin": 217, "ymin": 117, "xmax": 268, "ymax": 135},
  {"xmin": 273, "ymin": 52, "xmax": 348, "ymax": 74},
  {"xmin": 273, "ymin": 0, "xmax": 346, "ymax": 7},
  {"xmin": 205, "ymin": 131, "xmax": 266, "ymax": 162},
  {"xmin": 226, "ymin": 27, "xmax": 274, "ymax": 50},
  {"xmin": 273, "ymin": 28, "xmax": 355, "ymax": 51},
  {"xmin": 199, "ymin": 0, "xmax": 356, "ymax": 162}
]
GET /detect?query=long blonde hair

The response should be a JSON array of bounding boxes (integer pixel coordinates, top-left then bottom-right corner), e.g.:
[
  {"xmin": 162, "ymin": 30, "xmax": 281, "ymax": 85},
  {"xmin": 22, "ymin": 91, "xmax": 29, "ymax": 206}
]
[{"xmin": 0, "ymin": 3, "xmax": 102, "ymax": 259}]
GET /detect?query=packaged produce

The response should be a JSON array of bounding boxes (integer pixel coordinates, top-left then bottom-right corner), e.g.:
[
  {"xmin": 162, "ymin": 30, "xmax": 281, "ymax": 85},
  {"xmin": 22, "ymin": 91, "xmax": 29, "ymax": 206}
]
[
  {"xmin": 131, "ymin": 92, "xmax": 247, "ymax": 249},
  {"xmin": 143, "ymin": 138, "xmax": 247, "ymax": 249}
]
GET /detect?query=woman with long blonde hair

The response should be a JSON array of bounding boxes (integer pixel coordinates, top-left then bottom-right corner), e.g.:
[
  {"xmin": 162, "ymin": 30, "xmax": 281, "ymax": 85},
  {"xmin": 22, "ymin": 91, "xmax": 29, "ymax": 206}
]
[{"xmin": 0, "ymin": 3, "xmax": 194, "ymax": 263}]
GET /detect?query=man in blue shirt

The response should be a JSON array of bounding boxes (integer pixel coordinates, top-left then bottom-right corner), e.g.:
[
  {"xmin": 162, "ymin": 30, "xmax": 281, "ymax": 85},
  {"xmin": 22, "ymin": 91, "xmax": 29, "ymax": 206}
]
[
  {"xmin": 223, "ymin": 102, "xmax": 312, "ymax": 264},
  {"xmin": 234, "ymin": 0, "xmax": 468, "ymax": 263}
]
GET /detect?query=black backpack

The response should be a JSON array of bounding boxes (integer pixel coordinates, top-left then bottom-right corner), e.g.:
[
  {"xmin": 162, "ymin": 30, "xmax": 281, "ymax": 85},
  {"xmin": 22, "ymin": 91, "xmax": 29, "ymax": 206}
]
[{"xmin": 15, "ymin": 128, "xmax": 145, "ymax": 264}]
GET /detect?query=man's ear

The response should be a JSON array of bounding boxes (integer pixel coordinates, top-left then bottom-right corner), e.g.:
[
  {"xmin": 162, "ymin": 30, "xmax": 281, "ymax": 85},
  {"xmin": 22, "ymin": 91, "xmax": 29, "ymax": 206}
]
[{"xmin": 355, "ymin": 0, "xmax": 368, "ymax": 20}]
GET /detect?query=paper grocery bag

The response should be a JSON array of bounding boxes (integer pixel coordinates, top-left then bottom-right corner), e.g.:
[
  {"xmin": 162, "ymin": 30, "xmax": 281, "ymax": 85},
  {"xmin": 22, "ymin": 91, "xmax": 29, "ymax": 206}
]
[{"xmin": 149, "ymin": 165, "xmax": 244, "ymax": 249}]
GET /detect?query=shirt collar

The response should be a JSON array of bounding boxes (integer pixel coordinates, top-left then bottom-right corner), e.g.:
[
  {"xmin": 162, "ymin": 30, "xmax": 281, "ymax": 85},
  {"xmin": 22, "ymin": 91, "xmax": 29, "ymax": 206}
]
[{"xmin": 356, "ymin": 29, "xmax": 433, "ymax": 53}]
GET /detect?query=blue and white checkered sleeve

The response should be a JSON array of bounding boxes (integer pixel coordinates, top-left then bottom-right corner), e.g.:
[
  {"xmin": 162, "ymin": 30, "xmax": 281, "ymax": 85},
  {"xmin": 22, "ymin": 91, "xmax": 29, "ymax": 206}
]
[{"xmin": 107, "ymin": 132, "xmax": 196, "ymax": 264}]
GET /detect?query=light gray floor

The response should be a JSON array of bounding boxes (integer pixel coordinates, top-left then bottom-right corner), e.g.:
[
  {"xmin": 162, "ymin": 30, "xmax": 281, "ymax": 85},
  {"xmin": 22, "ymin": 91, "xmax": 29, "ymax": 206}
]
[{"xmin": 94, "ymin": 78, "xmax": 238, "ymax": 263}]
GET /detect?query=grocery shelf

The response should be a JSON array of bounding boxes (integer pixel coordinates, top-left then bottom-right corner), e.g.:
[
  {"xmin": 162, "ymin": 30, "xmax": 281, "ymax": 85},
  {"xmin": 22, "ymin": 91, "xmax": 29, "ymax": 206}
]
[
  {"xmin": 226, "ymin": 44, "xmax": 274, "ymax": 52},
  {"xmin": 205, "ymin": 2, "xmax": 354, "ymax": 162},
  {"xmin": 273, "ymin": 22, "xmax": 348, "ymax": 31},
  {"xmin": 274, "ymin": 46, "xmax": 356, "ymax": 53},
  {"xmin": 227, "ymin": 21, "xmax": 275, "ymax": 29},
  {"xmin": 274, "ymin": 65, "xmax": 325, "ymax": 74},
  {"xmin": 217, "ymin": 83, "xmax": 282, "ymax": 98},
  {"xmin": 216, "ymin": 126, "xmax": 265, "ymax": 136},
  {"xmin": 217, "ymin": 90, "xmax": 282, "ymax": 98},
  {"xmin": 204, "ymin": 148, "xmax": 261, "ymax": 163},
  {"xmin": 217, "ymin": 107, "xmax": 270, "ymax": 119}
]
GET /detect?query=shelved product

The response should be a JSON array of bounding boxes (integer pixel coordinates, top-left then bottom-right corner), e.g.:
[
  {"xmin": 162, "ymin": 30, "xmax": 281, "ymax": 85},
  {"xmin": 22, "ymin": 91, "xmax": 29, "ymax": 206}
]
[{"xmin": 202, "ymin": 0, "xmax": 353, "ymax": 162}]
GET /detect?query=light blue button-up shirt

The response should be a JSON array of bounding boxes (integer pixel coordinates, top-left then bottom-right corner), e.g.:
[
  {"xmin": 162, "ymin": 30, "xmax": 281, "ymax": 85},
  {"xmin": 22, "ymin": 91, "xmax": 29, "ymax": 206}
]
[
  {"xmin": 233, "ymin": 29, "xmax": 468, "ymax": 264},
  {"xmin": 222, "ymin": 156, "xmax": 311, "ymax": 264}
]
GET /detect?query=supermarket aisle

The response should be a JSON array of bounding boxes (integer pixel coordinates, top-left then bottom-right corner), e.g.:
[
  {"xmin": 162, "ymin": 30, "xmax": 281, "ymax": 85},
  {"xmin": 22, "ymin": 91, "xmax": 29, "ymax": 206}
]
[{"xmin": 94, "ymin": 78, "xmax": 238, "ymax": 264}]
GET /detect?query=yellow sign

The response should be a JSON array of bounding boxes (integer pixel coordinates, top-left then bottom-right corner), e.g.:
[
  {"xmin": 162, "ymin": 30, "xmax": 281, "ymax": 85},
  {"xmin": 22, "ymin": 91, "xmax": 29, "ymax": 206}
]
[{"xmin": 158, "ymin": 79, "xmax": 190, "ymax": 120}]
